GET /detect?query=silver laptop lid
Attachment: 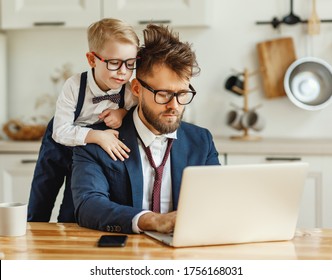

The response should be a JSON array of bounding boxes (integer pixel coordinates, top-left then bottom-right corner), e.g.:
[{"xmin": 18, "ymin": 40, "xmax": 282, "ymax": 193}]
[{"xmin": 172, "ymin": 162, "xmax": 309, "ymax": 247}]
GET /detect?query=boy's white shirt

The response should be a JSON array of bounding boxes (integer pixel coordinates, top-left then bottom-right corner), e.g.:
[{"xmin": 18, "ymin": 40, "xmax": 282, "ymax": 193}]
[{"xmin": 52, "ymin": 69, "xmax": 137, "ymax": 146}]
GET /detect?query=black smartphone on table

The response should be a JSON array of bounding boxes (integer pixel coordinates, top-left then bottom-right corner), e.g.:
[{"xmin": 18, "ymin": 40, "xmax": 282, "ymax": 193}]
[{"xmin": 97, "ymin": 235, "xmax": 128, "ymax": 247}]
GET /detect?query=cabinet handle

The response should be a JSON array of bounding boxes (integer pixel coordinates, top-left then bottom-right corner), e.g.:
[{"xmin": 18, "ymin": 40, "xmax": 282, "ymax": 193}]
[
  {"xmin": 265, "ymin": 157, "xmax": 302, "ymax": 161},
  {"xmin": 21, "ymin": 159, "xmax": 37, "ymax": 164},
  {"xmin": 138, "ymin": 20, "xmax": 171, "ymax": 25},
  {"xmin": 33, "ymin": 22, "xmax": 65, "ymax": 26}
]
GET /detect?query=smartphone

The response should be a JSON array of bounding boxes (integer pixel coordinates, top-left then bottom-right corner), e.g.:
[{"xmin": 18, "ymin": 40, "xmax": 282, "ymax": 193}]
[{"xmin": 97, "ymin": 235, "xmax": 128, "ymax": 247}]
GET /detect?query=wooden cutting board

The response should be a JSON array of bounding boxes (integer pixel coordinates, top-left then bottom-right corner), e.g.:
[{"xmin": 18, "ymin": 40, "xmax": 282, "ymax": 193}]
[{"xmin": 257, "ymin": 37, "xmax": 296, "ymax": 98}]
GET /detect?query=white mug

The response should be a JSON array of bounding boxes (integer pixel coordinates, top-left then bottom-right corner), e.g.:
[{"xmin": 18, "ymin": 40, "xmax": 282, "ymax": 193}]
[
  {"xmin": 0, "ymin": 202, "xmax": 27, "ymax": 236},
  {"xmin": 226, "ymin": 109, "xmax": 243, "ymax": 130},
  {"xmin": 241, "ymin": 111, "xmax": 265, "ymax": 131}
]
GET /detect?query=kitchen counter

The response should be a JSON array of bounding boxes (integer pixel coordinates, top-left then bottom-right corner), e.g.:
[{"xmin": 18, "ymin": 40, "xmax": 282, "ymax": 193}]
[
  {"xmin": 1, "ymin": 137, "xmax": 332, "ymax": 155},
  {"xmin": 214, "ymin": 136, "xmax": 332, "ymax": 156},
  {"xmin": 0, "ymin": 140, "xmax": 41, "ymax": 153}
]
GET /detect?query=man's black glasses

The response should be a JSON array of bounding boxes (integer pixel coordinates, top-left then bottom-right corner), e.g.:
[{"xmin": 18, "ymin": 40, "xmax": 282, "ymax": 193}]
[{"xmin": 137, "ymin": 78, "xmax": 196, "ymax": 105}]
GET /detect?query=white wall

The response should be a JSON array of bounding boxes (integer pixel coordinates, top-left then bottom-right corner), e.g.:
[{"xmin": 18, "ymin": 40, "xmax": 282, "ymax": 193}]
[{"xmin": 4, "ymin": 0, "xmax": 332, "ymax": 139}]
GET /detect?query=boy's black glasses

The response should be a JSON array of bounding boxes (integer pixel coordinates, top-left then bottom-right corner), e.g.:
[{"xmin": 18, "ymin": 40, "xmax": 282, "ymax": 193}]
[
  {"xmin": 92, "ymin": 52, "xmax": 139, "ymax": 71},
  {"xmin": 136, "ymin": 78, "xmax": 196, "ymax": 105}
]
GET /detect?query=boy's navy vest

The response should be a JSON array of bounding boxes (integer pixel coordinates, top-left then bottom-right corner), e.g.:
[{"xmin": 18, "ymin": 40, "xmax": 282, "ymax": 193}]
[{"xmin": 28, "ymin": 71, "xmax": 125, "ymax": 222}]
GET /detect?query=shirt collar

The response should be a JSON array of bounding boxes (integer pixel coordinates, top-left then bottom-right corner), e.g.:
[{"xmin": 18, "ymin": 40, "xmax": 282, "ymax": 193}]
[
  {"xmin": 88, "ymin": 68, "xmax": 122, "ymax": 97},
  {"xmin": 133, "ymin": 107, "xmax": 177, "ymax": 147}
]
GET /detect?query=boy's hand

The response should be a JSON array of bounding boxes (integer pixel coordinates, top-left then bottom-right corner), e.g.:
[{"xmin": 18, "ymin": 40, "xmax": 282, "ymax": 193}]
[
  {"xmin": 85, "ymin": 129, "xmax": 130, "ymax": 161},
  {"xmin": 99, "ymin": 108, "xmax": 127, "ymax": 129}
]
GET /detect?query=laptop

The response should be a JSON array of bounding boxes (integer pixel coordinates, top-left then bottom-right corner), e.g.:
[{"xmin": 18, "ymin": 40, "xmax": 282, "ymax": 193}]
[{"xmin": 145, "ymin": 162, "xmax": 309, "ymax": 247}]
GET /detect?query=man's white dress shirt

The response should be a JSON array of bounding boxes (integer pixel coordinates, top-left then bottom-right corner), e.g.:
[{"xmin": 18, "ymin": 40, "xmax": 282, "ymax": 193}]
[{"xmin": 132, "ymin": 107, "xmax": 177, "ymax": 232}]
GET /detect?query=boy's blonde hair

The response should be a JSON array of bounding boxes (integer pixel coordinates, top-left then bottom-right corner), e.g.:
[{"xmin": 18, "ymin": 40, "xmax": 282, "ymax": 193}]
[{"xmin": 87, "ymin": 18, "xmax": 139, "ymax": 53}]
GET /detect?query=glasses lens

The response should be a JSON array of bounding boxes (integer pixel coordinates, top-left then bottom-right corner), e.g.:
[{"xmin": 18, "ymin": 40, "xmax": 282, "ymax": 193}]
[
  {"xmin": 155, "ymin": 91, "xmax": 172, "ymax": 104},
  {"xmin": 107, "ymin": 59, "xmax": 122, "ymax": 70},
  {"xmin": 125, "ymin": 58, "xmax": 138, "ymax": 70},
  {"xmin": 177, "ymin": 92, "xmax": 194, "ymax": 105}
]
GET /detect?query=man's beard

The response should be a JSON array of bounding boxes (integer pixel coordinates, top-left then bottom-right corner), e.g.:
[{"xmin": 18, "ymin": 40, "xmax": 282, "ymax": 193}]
[{"xmin": 141, "ymin": 101, "xmax": 184, "ymax": 134}]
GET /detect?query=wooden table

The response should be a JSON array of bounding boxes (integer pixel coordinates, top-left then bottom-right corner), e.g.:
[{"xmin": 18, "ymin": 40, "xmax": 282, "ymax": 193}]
[{"xmin": 0, "ymin": 223, "xmax": 332, "ymax": 260}]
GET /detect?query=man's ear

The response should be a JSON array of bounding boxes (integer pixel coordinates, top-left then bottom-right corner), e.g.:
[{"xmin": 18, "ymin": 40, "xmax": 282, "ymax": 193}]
[
  {"xmin": 131, "ymin": 78, "xmax": 141, "ymax": 98},
  {"xmin": 86, "ymin": 52, "xmax": 96, "ymax": 68}
]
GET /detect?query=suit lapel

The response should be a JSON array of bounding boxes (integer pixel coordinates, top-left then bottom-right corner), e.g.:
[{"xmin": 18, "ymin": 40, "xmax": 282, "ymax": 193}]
[
  {"xmin": 119, "ymin": 109, "xmax": 144, "ymax": 208},
  {"xmin": 170, "ymin": 127, "xmax": 187, "ymax": 210}
]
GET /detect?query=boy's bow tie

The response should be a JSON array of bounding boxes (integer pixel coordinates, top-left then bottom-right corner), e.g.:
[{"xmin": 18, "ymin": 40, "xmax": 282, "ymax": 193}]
[{"xmin": 92, "ymin": 93, "xmax": 121, "ymax": 104}]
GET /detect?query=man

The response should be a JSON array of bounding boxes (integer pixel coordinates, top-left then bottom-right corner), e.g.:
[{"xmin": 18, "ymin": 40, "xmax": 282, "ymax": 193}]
[{"xmin": 71, "ymin": 24, "xmax": 220, "ymax": 234}]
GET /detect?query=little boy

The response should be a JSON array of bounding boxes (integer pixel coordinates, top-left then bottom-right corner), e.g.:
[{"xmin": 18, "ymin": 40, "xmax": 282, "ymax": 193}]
[{"xmin": 28, "ymin": 18, "xmax": 140, "ymax": 223}]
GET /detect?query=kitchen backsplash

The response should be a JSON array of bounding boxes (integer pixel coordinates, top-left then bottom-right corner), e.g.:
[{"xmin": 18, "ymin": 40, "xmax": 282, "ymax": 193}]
[{"xmin": 2, "ymin": 0, "xmax": 332, "ymax": 139}]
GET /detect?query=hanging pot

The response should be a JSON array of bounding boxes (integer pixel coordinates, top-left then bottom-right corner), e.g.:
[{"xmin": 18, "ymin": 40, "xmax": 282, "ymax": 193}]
[{"xmin": 284, "ymin": 57, "xmax": 332, "ymax": 110}]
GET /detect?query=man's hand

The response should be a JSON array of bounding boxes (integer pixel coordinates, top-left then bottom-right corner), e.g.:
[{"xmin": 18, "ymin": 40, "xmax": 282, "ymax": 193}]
[{"xmin": 138, "ymin": 211, "xmax": 176, "ymax": 233}]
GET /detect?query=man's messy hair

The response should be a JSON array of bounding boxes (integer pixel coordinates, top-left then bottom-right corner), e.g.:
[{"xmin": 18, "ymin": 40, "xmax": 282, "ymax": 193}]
[{"xmin": 137, "ymin": 24, "xmax": 200, "ymax": 80}]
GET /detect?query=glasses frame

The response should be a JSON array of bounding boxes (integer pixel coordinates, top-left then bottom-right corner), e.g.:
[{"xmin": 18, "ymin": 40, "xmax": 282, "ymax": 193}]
[
  {"xmin": 92, "ymin": 52, "xmax": 139, "ymax": 71},
  {"xmin": 136, "ymin": 78, "xmax": 196, "ymax": 105}
]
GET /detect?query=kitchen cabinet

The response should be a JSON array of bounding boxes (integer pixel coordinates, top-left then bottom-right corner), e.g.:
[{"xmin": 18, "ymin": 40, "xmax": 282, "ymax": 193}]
[
  {"xmin": 0, "ymin": 145, "xmax": 63, "ymax": 222},
  {"xmin": 102, "ymin": 0, "xmax": 212, "ymax": 27},
  {"xmin": 1, "ymin": 0, "xmax": 212, "ymax": 29},
  {"xmin": 1, "ymin": 0, "xmax": 100, "ymax": 29},
  {"xmin": 0, "ymin": 33, "xmax": 6, "ymax": 134},
  {"xmin": 221, "ymin": 153, "xmax": 332, "ymax": 229}
]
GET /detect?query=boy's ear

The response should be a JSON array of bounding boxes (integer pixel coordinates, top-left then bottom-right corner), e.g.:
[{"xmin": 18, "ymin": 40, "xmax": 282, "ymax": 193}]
[{"xmin": 86, "ymin": 52, "xmax": 96, "ymax": 68}]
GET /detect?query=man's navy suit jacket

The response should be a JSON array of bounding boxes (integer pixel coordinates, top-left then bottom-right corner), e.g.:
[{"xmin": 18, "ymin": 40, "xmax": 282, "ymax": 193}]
[{"xmin": 71, "ymin": 107, "xmax": 220, "ymax": 233}]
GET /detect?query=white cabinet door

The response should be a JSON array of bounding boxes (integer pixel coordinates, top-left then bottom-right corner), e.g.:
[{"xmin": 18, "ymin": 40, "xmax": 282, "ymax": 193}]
[
  {"xmin": 298, "ymin": 156, "xmax": 324, "ymax": 228},
  {"xmin": 223, "ymin": 154, "xmax": 330, "ymax": 228},
  {"xmin": 102, "ymin": 0, "xmax": 212, "ymax": 27},
  {"xmin": 0, "ymin": 154, "xmax": 37, "ymax": 204},
  {"xmin": 320, "ymin": 156, "xmax": 332, "ymax": 228},
  {"xmin": 0, "ymin": 34, "xmax": 6, "ymax": 134},
  {"xmin": 0, "ymin": 153, "xmax": 63, "ymax": 222},
  {"xmin": 1, "ymin": 0, "xmax": 101, "ymax": 29}
]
